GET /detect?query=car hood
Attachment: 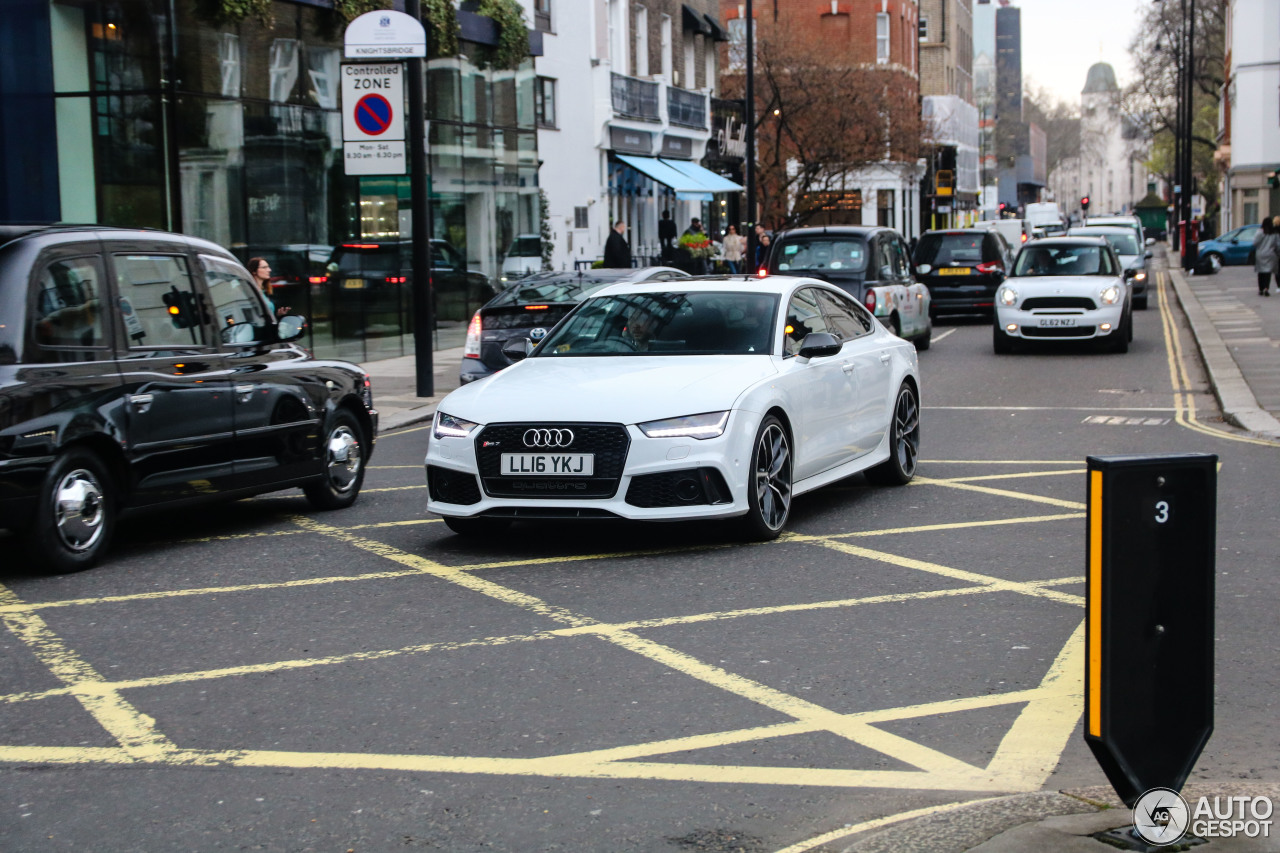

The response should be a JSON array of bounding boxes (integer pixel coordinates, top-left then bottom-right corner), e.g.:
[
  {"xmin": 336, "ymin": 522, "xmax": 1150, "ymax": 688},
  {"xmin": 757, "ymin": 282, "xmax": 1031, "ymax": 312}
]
[
  {"xmin": 1008, "ymin": 275, "xmax": 1122, "ymax": 296},
  {"xmin": 439, "ymin": 355, "xmax": 780, "ymax": 424},
  {"xmin": 1120, "ymin": 255, "xmax": 1144, "ymax": 270}
]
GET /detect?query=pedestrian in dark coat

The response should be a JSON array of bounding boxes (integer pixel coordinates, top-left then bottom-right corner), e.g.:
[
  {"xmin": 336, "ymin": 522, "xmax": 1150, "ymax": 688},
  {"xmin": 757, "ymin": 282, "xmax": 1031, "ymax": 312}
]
[
  {"xmin": 658, "ymin": 210, "xmax": 677, "ymax": 263},
  {"xmin": 604, "ymin": 221, "xmax": 632, "ymax": 268}
]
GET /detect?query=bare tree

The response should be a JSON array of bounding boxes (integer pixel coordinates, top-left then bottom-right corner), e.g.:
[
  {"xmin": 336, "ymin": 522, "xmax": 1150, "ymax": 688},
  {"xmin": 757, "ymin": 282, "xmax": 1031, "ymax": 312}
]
[
  {"xmin": 1022, "ymin": 85, "xmax": 1080, "ymax": 185},
  {"xmin": 721, "ymin": 19, "xmax": 928, "ymax": 229}
]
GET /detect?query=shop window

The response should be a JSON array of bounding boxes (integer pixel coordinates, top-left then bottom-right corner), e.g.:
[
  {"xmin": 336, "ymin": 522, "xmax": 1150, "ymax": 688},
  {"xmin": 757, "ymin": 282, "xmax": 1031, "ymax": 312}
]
[{"xmin": 535, "ymin": 77, "xmax": 557, "ymax": 128}]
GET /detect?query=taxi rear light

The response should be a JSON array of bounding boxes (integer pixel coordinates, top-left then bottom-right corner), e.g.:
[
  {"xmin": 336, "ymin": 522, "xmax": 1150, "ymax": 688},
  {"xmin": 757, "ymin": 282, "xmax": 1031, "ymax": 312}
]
[
  {"xmin": 308, "ymin": 276, "xmax": 327, "ymax": 284},
  {"xmin": 976, "ymin": 262, "xmax": 1002, "ymax": 274},
  {"xmin": 343, "ymin": 243, "xmax": 380, "ymax": 249},
  {"xmin": 384, "ymin": 276, "xmax": 407, "ymax": 284}
]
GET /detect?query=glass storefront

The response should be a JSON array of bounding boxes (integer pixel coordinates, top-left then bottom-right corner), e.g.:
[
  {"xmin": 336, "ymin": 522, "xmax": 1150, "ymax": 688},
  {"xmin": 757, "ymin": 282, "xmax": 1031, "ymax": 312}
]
[{"xmin": 39, "ymin": 0, "xmax": 537, "ymax": 360}]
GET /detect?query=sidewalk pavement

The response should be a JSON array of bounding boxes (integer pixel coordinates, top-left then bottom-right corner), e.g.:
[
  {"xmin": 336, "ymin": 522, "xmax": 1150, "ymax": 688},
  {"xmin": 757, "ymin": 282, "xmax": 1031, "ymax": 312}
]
[
  {"xmin": 359, "ymin": 346, "xmax": 465, "ymax": 433},
  {"xmin": 355, "ymin": 258, "xmax": 1280, "ymax": 848}
]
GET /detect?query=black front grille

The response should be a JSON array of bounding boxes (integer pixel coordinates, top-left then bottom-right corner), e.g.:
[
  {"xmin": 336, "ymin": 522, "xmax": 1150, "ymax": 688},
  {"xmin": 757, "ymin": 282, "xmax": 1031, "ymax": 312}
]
[
  {"xmin": 427, "ymin": 466, "xmax": 483, "ymax": 505},
  {"xmin": 1021, "ymin": 325, "xmax": 1097, "ymax": 338},
  {"xmin": 475, "ymin": 423, "xmax": 630, "ymax": 499},
  {"xmin": 1022, "ymin": 296, "xmax": 1096, "ymax": 311},
  {"xmin": 626, "ymin": 468, "xmax": 732, "ymax": 508}
]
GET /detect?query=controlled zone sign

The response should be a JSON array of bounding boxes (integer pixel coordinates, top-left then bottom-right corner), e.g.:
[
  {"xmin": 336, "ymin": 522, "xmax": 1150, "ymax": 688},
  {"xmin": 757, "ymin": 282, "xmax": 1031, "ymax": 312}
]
[{"xmin": 341, "ymin": 63, "xmax": 406, "ymax": 175}]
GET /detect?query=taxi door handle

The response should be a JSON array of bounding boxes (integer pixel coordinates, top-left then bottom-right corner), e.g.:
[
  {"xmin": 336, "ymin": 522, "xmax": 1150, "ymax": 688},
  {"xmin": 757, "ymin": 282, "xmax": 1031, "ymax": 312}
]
[
  {"xmin": 126, "ymin": 393, "xmax": 153, "ymax": 413},
  {"xmin": 235, "ymin": 384, "xmax": 255, "ymax": 403}
]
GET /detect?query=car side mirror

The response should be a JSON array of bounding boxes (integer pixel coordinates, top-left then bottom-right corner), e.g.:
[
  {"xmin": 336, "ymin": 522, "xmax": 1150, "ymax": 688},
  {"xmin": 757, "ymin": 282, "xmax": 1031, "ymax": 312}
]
[
  {"xmin": 797, "ymin": 332, "xmax": 842, "ymax": 360},
  {"xmin": 502, "ymin": 337, "xmax": 534, "ymax": 362},
  {"xmin": 277, "ymin": 314, "xmax": 307, "ymax": 342},
  {"xmin": 1145, "ymin": 237, "xmax": 1156, "ymax": 246},
  {"xmin": 916, "ymin": 264, "xmax": 932, "ymax": 275},
  {"xmin": 1144, "ymin": 251, "xmax": 1153, "ymax": 259}
]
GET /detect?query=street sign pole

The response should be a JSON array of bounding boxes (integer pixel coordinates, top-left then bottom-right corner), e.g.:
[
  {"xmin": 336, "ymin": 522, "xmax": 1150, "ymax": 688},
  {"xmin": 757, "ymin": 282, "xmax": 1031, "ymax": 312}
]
[
  {"xmin": 744, "ymin": 0, "xmax": 755, "ymax": 272},
  {"xmin": 405, "ymin": 0, "xmax": 433, "ymax": 397},
  {"xmin": 1084, "ymin": 453, "xmax": 1216, "ymax": 807}
]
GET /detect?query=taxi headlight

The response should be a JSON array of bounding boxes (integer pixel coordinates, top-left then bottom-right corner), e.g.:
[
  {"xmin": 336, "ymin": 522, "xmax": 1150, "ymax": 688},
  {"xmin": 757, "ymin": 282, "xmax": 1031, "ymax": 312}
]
[
  {"xmin": 998, "ymin": 286, "xmax": 1019, "ymax": 306},
  {"xmin": 1133, "ymin": 271, "xmax": 1147, "ymax": 281},
  {"xmin": 638, "ymin": 411, "xmax": 730, "ymax": 439},
  {"xmin": 433, "ymin": 411, "xmax": 480, "ymax": 439},
  {"xmin": 1100, "ymin": 285, "xmax": 1122, "ymax": 305}
]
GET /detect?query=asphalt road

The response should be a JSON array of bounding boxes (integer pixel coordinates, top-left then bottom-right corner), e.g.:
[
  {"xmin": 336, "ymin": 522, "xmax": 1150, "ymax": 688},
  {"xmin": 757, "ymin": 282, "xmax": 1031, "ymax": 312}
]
[{"xmin": 2, "ymin": 265, "xmax": 1278, "ymax": 852}]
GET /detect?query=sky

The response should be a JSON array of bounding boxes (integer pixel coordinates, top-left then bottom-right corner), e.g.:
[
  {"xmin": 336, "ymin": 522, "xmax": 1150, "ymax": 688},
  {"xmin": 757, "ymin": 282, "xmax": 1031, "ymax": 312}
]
[{"xmin": 1004, "ymin": 0, "xmax": 1146, "ymax": 107}]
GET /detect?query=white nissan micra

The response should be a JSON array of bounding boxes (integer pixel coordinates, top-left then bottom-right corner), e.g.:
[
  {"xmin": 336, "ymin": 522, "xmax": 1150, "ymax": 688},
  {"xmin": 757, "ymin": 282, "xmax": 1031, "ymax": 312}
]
[{"xmin": 993, "ymin": 236, "xmax": 1132, "ymax": 354}]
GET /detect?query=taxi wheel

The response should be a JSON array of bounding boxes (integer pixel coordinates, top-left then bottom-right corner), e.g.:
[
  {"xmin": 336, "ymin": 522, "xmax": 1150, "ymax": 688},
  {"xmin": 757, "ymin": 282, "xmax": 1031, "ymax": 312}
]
[
  {"xmin": 443, "ymin": 516, "xmax": 512, "ymax": 537},
  {"xmin": 739, "ymin": 415, "xmax": 792, "ymax": 541},
  {"xmin": 866, "ymin": 383, "xmax": 921, "ymax": 486},
  {"xmin": 303, "ymin": 409, "xmax": 366, "ymax": 510},
  {"xmin": 24, "ymin": 447, "xmax": 115, "ymax": 574}
]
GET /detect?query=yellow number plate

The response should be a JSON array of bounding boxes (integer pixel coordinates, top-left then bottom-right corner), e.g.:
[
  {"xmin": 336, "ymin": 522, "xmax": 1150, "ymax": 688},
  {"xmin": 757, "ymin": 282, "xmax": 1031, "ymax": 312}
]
[{"xmin": 938, "ymin": 267, "xmax": 971, "ymax": 276}]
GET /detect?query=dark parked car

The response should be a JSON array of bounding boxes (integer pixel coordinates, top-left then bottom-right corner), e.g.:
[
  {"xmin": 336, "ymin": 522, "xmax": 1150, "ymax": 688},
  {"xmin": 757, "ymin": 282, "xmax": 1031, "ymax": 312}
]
[
  {"xmin": 911, "ymin": 228, "xmax": 1014, "ymax": 318},
  {"xmin": 766, "ymin": 225, "xmax": 932, "ymax": 347},
  {"xmin": 460, "ymin": 267, "xmax": 689, "ymax": 384},
  {"xmin": 0, "ymin": 225, "xmax": 378, "ymax": 573},
  {"xmin": 327, "ymin": 240, "xmax": 497, "ymax": 323}
]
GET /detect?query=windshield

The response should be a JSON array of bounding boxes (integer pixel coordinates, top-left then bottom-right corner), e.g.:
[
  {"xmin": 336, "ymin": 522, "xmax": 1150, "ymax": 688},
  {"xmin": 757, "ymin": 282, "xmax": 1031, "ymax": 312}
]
[
  {"xmin": 537, "ymin": 291, "xmax": 780, "ymax": 356},
  {"xmin": 773, "ymin": 237, "xmax": 868, "ymax": 274},
  {"xmin": 1071, "ymin": 230, "xmax": 1140, "ymax": 255},
  {"xmin": 1013, "ymin": 244, "xmax": 1110, "ymax": 277},
  {"xmin": 914, "ymin": 233, "xmax": 995, "ymax": 265}
]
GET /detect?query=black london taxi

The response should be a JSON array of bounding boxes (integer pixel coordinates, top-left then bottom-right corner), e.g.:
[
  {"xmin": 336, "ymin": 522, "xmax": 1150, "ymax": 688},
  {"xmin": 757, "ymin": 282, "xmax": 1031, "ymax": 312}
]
[{"xmin": 0, "ymin": 225, "xmax": 378, "ymax": 573}]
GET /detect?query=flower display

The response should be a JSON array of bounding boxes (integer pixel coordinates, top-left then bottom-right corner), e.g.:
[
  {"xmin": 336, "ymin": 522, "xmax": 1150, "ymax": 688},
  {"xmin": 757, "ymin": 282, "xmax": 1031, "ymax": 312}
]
[{"xmin": 679, "ymin": 232, "xmax": 715, "ymax": 259}]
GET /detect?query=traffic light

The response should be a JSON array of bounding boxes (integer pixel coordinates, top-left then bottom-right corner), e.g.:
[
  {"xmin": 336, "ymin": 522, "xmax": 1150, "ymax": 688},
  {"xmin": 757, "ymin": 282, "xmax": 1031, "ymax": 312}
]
[
  {"xmin": 162, "ymin": 287, "xmax": 200, "ymax": 329},
  {"xmin": 998, "ymin": 202, "xmax": 1007, "ymax": 215},
  {"xmin": 1081, "ymin": 196, "xmax": 1091, "ymax": 212}
]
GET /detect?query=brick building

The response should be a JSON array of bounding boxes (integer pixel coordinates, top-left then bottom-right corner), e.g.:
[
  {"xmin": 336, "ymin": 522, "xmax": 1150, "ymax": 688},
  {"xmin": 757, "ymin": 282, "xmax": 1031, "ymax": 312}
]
[
  {"xmin": 720, "ymin": 0, "xmax": 926, "ymax": 238},
  {"xmin": 919, "ymin": 0, "xmax": 978, "ymax": 227}
]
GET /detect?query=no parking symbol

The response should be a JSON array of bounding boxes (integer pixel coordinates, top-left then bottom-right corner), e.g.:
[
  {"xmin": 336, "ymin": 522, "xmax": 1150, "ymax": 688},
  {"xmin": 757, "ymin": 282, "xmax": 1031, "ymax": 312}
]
[{"xmin": 342, "ymin": 62, "xmax": 406, "ymax": 175}]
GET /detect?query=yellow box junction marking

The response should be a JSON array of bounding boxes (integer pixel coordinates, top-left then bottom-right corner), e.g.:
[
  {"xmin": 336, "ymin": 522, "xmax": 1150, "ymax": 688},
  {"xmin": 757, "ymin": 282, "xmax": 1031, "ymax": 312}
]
[{"xmin": 0, "ymin": 469, "xmax": 1091, "ymax": 793}]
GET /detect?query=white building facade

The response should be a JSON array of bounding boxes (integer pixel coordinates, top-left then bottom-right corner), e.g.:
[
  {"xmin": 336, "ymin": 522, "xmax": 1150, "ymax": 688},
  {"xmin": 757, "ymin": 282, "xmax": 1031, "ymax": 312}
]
[
  {"xmin": 1220, "ymin": 0, "xmax": 1280, "ymax": 230},
  {"xmin": 534, "ymin": 0, "xmax": 734, "ymax": 271}
]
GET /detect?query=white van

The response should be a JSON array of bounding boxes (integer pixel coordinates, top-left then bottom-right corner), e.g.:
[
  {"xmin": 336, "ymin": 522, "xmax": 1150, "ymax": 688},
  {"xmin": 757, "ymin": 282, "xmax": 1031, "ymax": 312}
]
[
  {"xmin": 982, "ymin": 218, "xmax": 1030, "ymax": 248},
  {"xmin": 1025, "ymin": 203, "xmax": 1066, "ymax": 236}
]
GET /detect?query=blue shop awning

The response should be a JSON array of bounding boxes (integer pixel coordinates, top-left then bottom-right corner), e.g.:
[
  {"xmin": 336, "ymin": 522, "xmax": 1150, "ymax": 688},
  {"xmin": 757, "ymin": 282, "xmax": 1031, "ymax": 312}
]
[
  {"xmin": 659, "ymin": 158, "xmax": 744, "ymax": 194},
  {"xmin": 616, "ymin": 154, "xmax": 713, "ymax": 201}
]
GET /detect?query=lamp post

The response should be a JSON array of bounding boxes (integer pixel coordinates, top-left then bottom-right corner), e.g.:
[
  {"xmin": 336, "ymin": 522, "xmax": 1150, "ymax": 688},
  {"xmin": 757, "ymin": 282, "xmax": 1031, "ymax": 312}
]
[{"xmin": 744, "ymin": 0, "xmax": 756, "ymax": 271}]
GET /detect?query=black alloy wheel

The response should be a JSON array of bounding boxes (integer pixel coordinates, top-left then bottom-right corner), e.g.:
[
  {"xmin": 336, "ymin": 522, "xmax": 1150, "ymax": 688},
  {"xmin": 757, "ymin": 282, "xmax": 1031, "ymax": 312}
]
[
  {"xmin": 24, "ymin": 447, "xmax": 115, "ymax": 573},
  {"xmin": 740, "ymin": 415, "xmax": 792, "ymax": 541},
  {"xmin": 303, "ymin": 409, "xmax": 367, "ymax": 510},
  {"xmin": 866, "ymin": 382, "xmax": 921, "ymax": 486}
]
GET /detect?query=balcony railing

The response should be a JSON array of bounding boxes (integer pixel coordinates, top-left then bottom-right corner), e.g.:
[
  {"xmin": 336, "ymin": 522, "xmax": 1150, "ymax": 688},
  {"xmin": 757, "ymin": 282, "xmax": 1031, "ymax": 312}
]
[
  {"xmin": 611, "ymin": 73, "xmax": 660, "ymax": 122},
  {"xmin": 667, "ymin": 86, "xmax": 707, "ymax": 130}
]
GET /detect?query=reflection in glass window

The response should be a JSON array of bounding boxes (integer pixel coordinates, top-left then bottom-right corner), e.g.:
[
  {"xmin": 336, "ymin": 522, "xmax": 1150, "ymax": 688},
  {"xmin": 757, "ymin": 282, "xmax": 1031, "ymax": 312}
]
[
  {"xmin": 219, "ymin": 33, "xmax": 241, "ymax": 98},
  {"xmin": 784, "ymin": 288, "xmax": 829, "ymax": 356},
  {"xmin": 113, "ymin": 254, "xmax": 207, "ymax": 350},
  {"xmin": 31, "ymin": 257, "xmax": 106, "ymax": 353},
  {"xmin": 269, "ymin": 39, "xmax": 300, "ymax": 103}
]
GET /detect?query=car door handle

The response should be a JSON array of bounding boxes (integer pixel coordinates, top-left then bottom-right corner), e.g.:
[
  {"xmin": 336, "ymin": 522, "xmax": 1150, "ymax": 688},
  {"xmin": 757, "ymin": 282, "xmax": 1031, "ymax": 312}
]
[
  {"xmin": 842, "ymin": 363, "xmax": 855, "ymax": 374},
  {"xmin": 126, "ymin": 393, "xmax": 153, "ymax": 413},
  {"xmin": 879, "ymin": 353, "xmax": 891, "ymax": 363},
  {"xmin": 235, "ymin": 384, "xmax": 255, "ymax": 403}
]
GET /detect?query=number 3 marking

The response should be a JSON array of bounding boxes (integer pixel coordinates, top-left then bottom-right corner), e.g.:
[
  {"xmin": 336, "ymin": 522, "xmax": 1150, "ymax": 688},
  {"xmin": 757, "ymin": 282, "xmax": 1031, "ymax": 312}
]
[{"xmin": 1155, "ymin": 500, "xmax": 1170, "ymax": 524}]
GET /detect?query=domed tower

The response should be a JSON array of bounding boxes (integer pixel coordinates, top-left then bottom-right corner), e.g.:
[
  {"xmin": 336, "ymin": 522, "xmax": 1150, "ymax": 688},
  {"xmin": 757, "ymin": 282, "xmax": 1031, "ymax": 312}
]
[{"xmin": 1080, "ymin": 63, "xmax": 1124, "ymax": 214}]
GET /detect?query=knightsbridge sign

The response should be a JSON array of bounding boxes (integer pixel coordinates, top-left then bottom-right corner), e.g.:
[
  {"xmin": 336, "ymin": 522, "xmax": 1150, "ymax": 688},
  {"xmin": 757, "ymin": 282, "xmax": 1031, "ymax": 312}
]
[{"xmin": 344, "ymin": 10, "xmax": 427, "ymax": 59}]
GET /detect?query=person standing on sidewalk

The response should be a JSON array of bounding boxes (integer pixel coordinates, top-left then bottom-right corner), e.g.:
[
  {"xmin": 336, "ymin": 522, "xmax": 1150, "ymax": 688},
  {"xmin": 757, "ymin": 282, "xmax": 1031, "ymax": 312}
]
[
  {"xmin": 721, "ymin": 225, "xmax": 745, "ymax": 274},
  {"xmin": 603, "ymin": 221, "xmax": 632, "ymax": 268},
  {"xmin": 1252, "ymin": 218, "xmax": 1278, "ymax": 296}
]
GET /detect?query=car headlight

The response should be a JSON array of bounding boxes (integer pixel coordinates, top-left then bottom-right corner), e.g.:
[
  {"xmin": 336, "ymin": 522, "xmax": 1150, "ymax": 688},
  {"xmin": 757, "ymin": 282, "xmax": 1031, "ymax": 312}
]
[
  {"xmin": 998, "ymin": 286, "xmax": 1018, "ymax": 306},
  {"xmin": 1132, "ymin": 271, "xmax": 1147, "ymax": 281},
  {"xmin": 1100, "ymin": 284, "xmax": 1122, "ymax": 305},
  {"xmin": 638, "ymin": 411, "xmax": 730, "ymax": 440},
  {"xmin": 434, "ymin": 411, "xmax": 480, "ymax": 439}
]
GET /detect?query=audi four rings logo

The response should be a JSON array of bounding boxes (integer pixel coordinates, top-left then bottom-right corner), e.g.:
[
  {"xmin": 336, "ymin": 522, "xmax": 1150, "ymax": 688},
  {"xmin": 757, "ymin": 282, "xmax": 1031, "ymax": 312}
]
[{"xmin": 523, "ymin": 428, "xmax": 574, "ymax": 448}]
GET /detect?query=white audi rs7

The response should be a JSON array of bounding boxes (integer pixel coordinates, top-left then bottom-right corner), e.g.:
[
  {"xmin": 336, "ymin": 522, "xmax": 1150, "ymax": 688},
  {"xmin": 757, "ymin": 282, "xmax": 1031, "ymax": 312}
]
[{"xmin": 424, "ymin": 276, "xmax": 921, "ymax": 539}]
